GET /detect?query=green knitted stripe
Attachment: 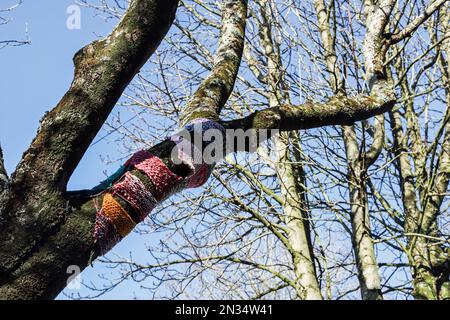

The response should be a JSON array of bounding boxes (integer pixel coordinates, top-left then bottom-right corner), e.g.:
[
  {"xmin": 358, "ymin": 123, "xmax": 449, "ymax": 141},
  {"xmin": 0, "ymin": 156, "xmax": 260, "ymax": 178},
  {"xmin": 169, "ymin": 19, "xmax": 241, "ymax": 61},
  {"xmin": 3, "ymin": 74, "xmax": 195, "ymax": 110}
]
[
  {"xmin": 91, "ymin": 165, "xmax": 128, "ymax": 194},
  {"xmin": 132, "ymin": 169, "xmax": 157, "ymax": 196},
  {"xmin": 114, "ymin": 194, "xmax": 141, "ymax": 224}
]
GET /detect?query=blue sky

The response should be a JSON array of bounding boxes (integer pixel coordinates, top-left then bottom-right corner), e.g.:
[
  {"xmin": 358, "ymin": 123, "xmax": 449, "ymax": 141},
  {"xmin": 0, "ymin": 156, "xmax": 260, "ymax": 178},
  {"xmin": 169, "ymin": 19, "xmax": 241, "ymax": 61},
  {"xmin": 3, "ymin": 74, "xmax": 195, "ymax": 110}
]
[{"xmin": 0, "ymin": 1, "xmax": 161, "ymax": 299}]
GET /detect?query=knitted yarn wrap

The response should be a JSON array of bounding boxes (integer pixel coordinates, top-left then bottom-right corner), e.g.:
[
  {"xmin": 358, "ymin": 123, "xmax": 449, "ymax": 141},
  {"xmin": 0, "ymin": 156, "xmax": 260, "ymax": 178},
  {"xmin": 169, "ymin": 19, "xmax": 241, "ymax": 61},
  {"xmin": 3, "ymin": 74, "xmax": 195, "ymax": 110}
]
[
  {"xmin": 171, "ymin": 118, "xmax": 225, "ymax": 188},
  {"xmin": 111, "ymin": 171, "xmax": 157, "ymax": 221},
  {"xmin": 93, "ymin": 118, "xmax": 225, "ymax": 255},
  {"xmin": 134, "ymin": 153, "xmax": 183, "ymax": 200},
  {"xmin": 93, "ymin": 211, "xmax": 122, "ymax": 254}
]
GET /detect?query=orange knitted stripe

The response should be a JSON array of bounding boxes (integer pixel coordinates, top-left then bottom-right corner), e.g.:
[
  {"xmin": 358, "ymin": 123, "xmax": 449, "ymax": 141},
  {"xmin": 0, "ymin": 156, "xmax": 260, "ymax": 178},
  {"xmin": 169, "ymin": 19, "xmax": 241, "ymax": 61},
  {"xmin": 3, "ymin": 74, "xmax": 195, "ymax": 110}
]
[{"xmin": 102, "ymin": 193, "xmax": 136, "ymax": 237}]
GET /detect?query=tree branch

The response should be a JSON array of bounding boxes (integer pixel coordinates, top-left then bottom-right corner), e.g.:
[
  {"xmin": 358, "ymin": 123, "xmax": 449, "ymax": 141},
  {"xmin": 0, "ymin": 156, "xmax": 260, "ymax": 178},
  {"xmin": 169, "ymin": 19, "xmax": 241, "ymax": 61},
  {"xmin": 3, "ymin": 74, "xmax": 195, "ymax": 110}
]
[
  {"xmin": 222, "ymin": 90, "xmax": 395, "ymax": 132},
  {"xmin": 179, "ymin": 0, "xmax": 248, "ymax": 125}
]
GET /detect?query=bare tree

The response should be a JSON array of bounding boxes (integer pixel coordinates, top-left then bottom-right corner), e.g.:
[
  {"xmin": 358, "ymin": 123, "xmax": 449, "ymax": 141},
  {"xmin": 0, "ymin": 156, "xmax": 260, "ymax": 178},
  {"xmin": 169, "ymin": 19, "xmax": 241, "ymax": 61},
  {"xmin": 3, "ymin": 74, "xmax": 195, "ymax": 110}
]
[
  {"xmin": 1, "ymin": 0, "xmax": 448, "ymax": 301},
  {"xmin": 73, "ymin": 0, "xmax": 450, "ymax": 300},
  {"xmin": 382, "ymin": 2, "xmax": 450, "ymax": 299}
]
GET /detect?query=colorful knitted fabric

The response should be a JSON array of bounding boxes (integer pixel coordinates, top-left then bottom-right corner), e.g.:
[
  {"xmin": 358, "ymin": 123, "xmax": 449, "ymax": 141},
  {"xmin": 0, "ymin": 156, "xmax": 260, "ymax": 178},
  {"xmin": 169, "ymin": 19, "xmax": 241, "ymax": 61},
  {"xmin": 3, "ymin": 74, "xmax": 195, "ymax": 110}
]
[
  {"xmin": 111, "ymin": 172, "xmax": 157, "ymax": 221},
  {"xmin": 101, "ymin": 193, "xmax": 136, "ymax": 237},
  {"xmin": 134, "ymin": 154, "xmax": 183, "ymax": 200},
  {"xmin": 170, "ymin": 135, "xmax": 210, "ymax": 188},
  {"xmin": 93, "ymin": 118, "xmax": 225, "ymax": 255}
]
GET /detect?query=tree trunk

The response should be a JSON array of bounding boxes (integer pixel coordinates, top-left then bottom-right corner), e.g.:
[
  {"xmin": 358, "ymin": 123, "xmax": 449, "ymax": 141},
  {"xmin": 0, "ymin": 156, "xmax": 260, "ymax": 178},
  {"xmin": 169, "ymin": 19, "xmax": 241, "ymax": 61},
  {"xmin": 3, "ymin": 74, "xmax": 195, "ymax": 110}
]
[{"xmin": 0, "ymin": 0, "xmax": 180, "ymax": 299}]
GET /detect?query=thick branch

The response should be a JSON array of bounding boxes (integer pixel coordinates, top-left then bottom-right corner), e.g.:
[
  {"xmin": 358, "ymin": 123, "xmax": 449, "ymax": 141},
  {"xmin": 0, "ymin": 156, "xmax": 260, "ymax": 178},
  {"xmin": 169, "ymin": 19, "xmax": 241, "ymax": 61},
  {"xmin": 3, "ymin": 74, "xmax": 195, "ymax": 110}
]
[
  {"xmin": 179, "ymin": 0, "xmax": 247, "ymax": 125},
  {"xmin": 364, "ymin": 114, "xmax": 385, "ymax": 168},
  {"xmin": 222, "ymin": 90, "xmax": 395, "ymax": 132},
  {"xmin": 0, "ymin": 0, "xmax": 179, "ymax": 297}
]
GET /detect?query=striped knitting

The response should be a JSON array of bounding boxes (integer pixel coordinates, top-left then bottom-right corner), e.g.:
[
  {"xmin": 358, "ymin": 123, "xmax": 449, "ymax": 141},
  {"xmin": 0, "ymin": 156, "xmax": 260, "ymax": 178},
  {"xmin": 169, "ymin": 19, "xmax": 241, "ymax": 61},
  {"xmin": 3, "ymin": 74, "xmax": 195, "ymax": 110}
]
[
  {"xmin": 111, "ymin": 171, "xmax": 157, "ymax": 221},
  {"xmin": 93, "ymin": 118, "xmax": 225, "ymax": 255}
]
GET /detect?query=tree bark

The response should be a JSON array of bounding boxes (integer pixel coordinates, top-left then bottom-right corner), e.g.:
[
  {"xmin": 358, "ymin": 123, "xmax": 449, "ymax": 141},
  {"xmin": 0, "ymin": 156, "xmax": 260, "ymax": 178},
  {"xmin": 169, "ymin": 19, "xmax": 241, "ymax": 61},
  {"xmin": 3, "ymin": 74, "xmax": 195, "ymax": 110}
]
[
  {"xmin": 313, "ymin": 0, "xmax": 388, "ymax": 300},
  {"xmin": 0, "ymin": 0, "xmax": 180, "ymax": 299},
  {"xmin": 0, "ymin": 0, "xmax": 402, "ymax": 300}
]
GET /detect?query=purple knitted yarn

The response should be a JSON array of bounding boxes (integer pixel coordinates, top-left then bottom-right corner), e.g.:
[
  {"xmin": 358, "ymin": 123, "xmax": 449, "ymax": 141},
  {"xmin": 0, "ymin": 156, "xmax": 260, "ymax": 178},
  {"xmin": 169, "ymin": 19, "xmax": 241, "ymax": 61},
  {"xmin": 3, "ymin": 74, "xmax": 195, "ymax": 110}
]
[{"xmin": 184, "ymin": 118, "xmax": 225, "ymax": 134}]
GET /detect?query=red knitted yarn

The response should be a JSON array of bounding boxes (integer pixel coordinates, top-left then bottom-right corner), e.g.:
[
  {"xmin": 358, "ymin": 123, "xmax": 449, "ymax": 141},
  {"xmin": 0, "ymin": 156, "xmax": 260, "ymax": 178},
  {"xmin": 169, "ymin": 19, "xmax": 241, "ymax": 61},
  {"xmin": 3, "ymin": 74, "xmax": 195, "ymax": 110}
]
[
  {"xmin": 125, "ymin": 149, "xmax": 153, "ymax": 167},
  {"xmin": 93, "ymin": 210, "xmax": 122, "ymax": 255},
  {"xmin": 134, "ymin": 154, "xmax": 183, "ymax": 200},
  {"xmin": 186, "ymin": 163, "xmax": 211, "ymax": 188},
  {"xmin": 111, "ymin": 172, "xmax": 157, "ymax": 221}
]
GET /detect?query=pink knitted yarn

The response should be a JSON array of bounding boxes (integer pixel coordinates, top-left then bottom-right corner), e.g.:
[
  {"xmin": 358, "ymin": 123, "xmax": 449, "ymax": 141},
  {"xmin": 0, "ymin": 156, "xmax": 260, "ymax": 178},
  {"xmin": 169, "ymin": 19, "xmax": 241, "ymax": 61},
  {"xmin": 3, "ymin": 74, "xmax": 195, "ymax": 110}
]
[
  {"xmin": 111, "ymin": 172, "xmax": 157, "ymax": 221},
  {"xmin": 93, "ymin": 120, "xmax": 224, "ymax": 255},
  {"xmin": 171, "ymin": 133, "xmax": 214, "ymax": 188},
  {"xmin": 134, "ymin": 154, "xmax": 183, "ymax": 200},
  {"xmin": 93, "ymin": 210, "xmax": 122, "ymax": 255}
]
